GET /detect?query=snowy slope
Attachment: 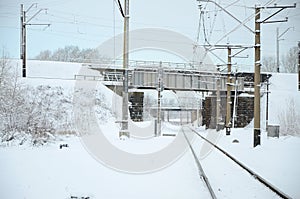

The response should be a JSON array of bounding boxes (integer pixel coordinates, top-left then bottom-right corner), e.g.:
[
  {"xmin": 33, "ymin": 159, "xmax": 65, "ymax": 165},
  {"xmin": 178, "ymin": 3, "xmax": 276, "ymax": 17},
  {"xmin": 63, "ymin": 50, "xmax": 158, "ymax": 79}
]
[{"xmin": 267, "ymin": 73, "xmax": 300, "ymax": 125}]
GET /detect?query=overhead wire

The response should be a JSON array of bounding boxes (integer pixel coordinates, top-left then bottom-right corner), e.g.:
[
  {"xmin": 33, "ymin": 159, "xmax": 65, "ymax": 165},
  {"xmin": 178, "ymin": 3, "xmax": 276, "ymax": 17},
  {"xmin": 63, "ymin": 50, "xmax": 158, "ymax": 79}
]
[
  {"xmin": 202, "ymin": 11, "xmax": 210, "ymax": 45},
  {"xmin": 195, "ymin": 1, "xmax": 225, "ymax": 66},
  {"xmin": 195, "ymin": 5, "xmax": 202, "ymax": 44},
  {"xmin": 1, "ymin": 1, "xmax": 203, "ymax": 41},
  {"xmin": 197, "ymin": 0, "xmax": 257, "ymax": 67},
  {"xmin": 4, "ymin": 0, "xmax": 296, "ymax": 66},
  {"xmin": 214, "ymin": 0, "xmax": 277, "ymax": 45},
  {"xmin": 210, "ymin": 4, "xmax": 218, "ymax": 37},
  {"xmin": 115, "ymin": 0, "xmax": 125, "ymax": 18},
  {"xmin": 193, "ymin": 3, "xmax": 203, "ymax": 64},
  {"xmin": 26, "ymin": 7, "xmax": 200, "ymax": 41}
]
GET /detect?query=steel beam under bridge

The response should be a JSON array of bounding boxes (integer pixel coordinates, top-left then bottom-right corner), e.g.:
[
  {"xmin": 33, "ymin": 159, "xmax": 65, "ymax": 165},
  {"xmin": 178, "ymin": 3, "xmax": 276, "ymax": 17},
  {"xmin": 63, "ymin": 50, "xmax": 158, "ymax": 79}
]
[
  {"xmin": 91, "ymin": 67, "xmax": 244, "ymax": 92},
  {"xmin": 149, "ymin": 107, "xmax": 198, "ymax": 111}
]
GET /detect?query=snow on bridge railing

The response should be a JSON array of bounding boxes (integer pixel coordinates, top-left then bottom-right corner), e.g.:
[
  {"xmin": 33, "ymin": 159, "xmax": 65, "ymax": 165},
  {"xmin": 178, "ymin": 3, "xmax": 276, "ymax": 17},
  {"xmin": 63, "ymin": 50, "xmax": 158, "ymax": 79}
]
[
  {"xmin": 83, "ymin": 59, "xmax": 214, "ymax": 71},
  {"xmin": 74, "ymin": 75, "xmax": 103, "ymax": 81}
]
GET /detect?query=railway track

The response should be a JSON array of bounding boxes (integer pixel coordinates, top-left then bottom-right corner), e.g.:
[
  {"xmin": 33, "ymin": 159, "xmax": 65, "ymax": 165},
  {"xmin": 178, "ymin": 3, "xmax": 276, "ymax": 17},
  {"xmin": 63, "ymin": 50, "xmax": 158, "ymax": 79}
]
[
  {"xmin": 182, "ymin": 128, "xmax": 217, "ymax": 199},
  {"xmin": 181, "ymin": 126, "xmax": 292, "ymax": 199}
]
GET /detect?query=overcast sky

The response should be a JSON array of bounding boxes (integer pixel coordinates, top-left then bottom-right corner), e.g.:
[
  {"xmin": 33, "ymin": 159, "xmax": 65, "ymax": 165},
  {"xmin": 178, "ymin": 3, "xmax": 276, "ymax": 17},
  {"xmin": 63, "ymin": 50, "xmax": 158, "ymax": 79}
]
[{"xmin": 0, "ymin": 0, "xmax": 299, "ymax": 69}]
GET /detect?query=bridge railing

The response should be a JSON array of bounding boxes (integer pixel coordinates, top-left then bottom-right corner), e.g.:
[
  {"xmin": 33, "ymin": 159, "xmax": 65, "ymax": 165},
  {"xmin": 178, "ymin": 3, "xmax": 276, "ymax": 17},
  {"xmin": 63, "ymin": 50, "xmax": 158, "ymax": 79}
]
[{"xmin": 85, "ymin": 59, "xmax": 209, "ymax": 71}]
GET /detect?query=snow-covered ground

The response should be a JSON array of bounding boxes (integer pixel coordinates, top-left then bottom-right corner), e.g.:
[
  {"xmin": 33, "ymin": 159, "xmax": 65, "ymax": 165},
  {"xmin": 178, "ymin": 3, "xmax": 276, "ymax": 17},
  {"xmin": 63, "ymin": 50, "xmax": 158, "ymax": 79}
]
[
  {"xmin": 0, "ymin": 60, "xmax": 300, "ymax": 198},
  {"xmin": 0, "ymin": 135, "xmax": 213, "ymax": 199},
  {"xmin": 195, "ymin": 128, "xmax": 300, "ymax": 199}
]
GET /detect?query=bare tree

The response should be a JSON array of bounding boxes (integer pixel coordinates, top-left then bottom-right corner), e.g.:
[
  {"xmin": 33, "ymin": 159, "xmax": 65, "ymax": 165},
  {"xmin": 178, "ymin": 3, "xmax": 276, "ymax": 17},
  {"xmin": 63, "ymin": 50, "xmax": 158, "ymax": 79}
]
[
  {"xmin": 51, "ymin": 46, "xmax": 80, "ymax": 62},
  {"xmin": 278, "ymin": 98, "xmax": 300, "ymax": 136},
  {"xmin": 262, "ymin": 56, "xmax": 277, "ymax": 72},
  {"xmin": 281, "ymin": 46, "xmax": 298, "ymax": 73},
  {"xmin": 143, "ymin": 94, "xmax": 156, "ymax": 120},
  {"xmin": 0, "ymin": 50, "xmax": 27, "ymax": 141},
  {"xmin": 35, "ymin": 50, "xmax": 52, "ymax": 61}
]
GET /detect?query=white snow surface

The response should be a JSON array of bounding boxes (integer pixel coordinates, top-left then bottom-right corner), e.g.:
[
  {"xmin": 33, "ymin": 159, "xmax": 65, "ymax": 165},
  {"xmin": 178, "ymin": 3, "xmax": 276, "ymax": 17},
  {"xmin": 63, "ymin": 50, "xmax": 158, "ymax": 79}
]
[
  {"xmin": 1, "ymin": 60, "xmax": 300, "ymax": 198},
  {"xmin": 196, "ymin": 128, "xmax": 300, "ymax": 199},
  {"xmin": 267, "ymin": 73, "xmax": 300, "ymax": 124}
]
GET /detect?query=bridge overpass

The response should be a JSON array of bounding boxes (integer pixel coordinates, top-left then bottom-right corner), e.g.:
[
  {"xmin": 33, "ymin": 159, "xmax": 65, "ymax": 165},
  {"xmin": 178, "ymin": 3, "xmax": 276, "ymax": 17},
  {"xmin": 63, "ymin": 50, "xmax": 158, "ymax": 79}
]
[{"xmin": 76, "ymin": 61, "xmax": 270, "ymax": 129}]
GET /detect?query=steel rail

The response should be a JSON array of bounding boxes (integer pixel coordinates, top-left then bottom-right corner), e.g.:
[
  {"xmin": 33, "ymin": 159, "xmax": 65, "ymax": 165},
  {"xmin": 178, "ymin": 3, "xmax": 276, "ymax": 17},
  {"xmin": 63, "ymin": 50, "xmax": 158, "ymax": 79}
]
[{"xmin": 182, "ymin": 128, "xmax": 217, "ymax": 199}]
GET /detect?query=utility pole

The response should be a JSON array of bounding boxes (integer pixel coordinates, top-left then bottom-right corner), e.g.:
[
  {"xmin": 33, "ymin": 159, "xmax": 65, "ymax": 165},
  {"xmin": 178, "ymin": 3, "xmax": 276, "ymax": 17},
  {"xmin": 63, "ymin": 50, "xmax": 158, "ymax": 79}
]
[
  {"xmin": 120, "ymin": 0, "xmax": 130, "ymax": 138},
  {"xmin": 156, "ymin": 62, "xmax": 163, "ymax": 136},
  {"xmin": 20, "ymin": 4, "xmax": 26, "ymax": 77},
  {"xmin": 253, "ymin": 6, "xmax": 261, "ymax": 147},
  {"xmin": 226, "ymin": 47, "xmax": 232, "ymax": 134},
  {"xmin": 298, "ymin": 41, "xmax": 300, "ymax": 91},
  {"xmin": 253, "ymin": 3, "xmax": 296, "ymax": 147},
  {"xmin": 276, "ymin": 27, "xmax": 293, "ymax": 73},
  {"xmin": 276, "ymin": 28, "xmax": 279, "ymax": 73},
  {"xmin": 20, "ymin": 4, "xmax": 50, "ymax": 78},
  {"xmin": 202, "ymin": 44, "xmax": 251, "ymax": 133},
  {"xmin": 265, "ymin": 75, "xmax": 270, "ymax": 131},
  {"xmin": 216, "ymin": 69, "xmax": 221, "ymax": 131},
  {"xmin": 232, "ymin": 69, "xmax": 238, "ymax": 128}
]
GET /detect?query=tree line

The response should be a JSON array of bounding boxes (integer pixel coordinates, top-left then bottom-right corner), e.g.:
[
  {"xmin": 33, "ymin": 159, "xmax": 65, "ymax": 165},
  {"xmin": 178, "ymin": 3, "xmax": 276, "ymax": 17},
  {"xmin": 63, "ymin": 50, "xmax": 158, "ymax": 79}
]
[
  {"xmin": 34, "ymin": 45, "xmax": 109, "ymax": 63},
  {"xmin": 35, "ymin": 45, "xmax": 299, "ymax": 73},
  {"xmin": 262, "ymin": 46, "xmax": 298, "ymax": 73}
]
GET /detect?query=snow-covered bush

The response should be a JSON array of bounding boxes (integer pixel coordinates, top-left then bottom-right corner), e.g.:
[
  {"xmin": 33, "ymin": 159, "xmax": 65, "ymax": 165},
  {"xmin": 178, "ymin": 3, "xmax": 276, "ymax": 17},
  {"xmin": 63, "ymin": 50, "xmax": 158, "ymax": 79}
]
[
  {"xmin": 73, "ymin": 88, "xmax": 111, "ymax": 123},
  {"xmin": 0, "ymin": 56, "xmax": 74, "ymax": 145},
  {"xmin": 1, "ymin": 54, "xmax": 112, "ymax": 145},
  {"xmin": 22, "ymin": 85, "xmax": 74, "ymax": 145},
  {"xmin": 278, "ymin": 98, "xmax": 300, "ymax": 136},
  {"xmin": 0, "ymin": 55, "xmax": 26, "ymax": 142},
  {"xmin": 94, "ymin": 89, "xmax": 111, "ymax": 122},
  {"xmin": 72, "ymin": 87, "xmax": 112, "ymax": 136},
  {"xmin": 0, "ymin": 83, "xmax": 74, "ymax": 145}
]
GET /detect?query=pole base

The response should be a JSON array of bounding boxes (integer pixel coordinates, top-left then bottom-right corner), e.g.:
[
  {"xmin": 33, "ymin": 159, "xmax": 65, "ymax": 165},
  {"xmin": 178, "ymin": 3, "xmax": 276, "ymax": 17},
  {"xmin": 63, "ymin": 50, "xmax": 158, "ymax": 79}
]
[
  {"xmin": 225, "ymin": 126, "xmax": 231, "ymax": 135},
  {"xmin": 253, "ymin": 128, "xmax": 261, "ymax": 147},
  {"xmin": 119, "ymin": 130, "xmax": 130, "ymax": 140}
]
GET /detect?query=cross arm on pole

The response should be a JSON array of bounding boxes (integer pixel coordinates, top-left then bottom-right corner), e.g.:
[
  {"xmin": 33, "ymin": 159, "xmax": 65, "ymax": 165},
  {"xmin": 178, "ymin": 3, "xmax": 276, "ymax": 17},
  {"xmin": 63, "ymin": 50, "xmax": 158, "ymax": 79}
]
[
  {"xmin": 258, "ymin": 3, "xmax": 296, "ymax": 24},
  {"xmin": 278, "ymin": 27, "xmax": 294, "ymax": 39},
  {"xmin": 201, "ymin": 44, "xmax": 253, "ymax": 49},
  {"xmin": 264, "ymin": 3, "xmax": 297, "ymax": 9},
  {"xmin": 230, "ymin": 47, "xmax": 251, "ymax": 58},
  {"xmin": 27, "ymin": 23, "xmax": 50, "ymax": 26}
]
